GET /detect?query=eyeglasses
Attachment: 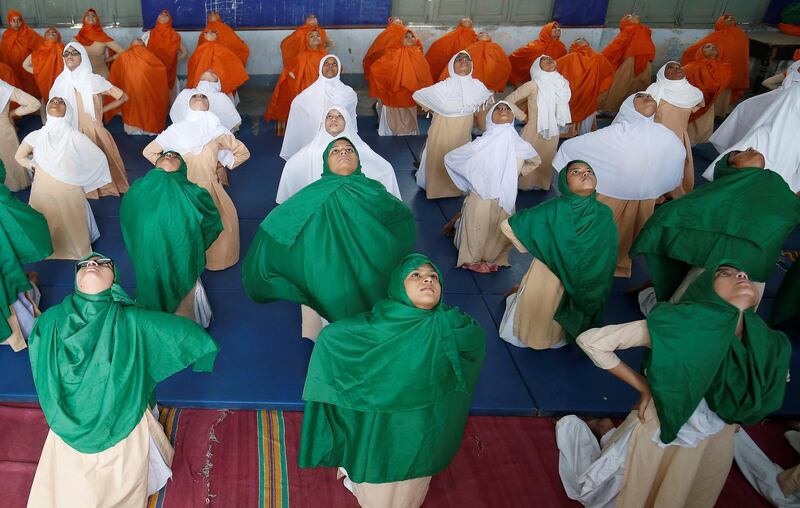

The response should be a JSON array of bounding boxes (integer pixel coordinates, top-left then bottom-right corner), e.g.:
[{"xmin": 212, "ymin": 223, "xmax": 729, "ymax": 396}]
[
  {"xmin": 159, "ymin": 151, "xmax": 180, "ymax": 159},
  {"xmin": 454, "ymin": 55, "xmax": 472, "ymax": 63},
  {"xmin": 330, "ymin": 146, "xmax": 355, "ymax": 156},
  {"xmin": 76, "ymin": 257, "xmax": 114, "ymax": 271},
  {"xmin": 49, "ymin": 97, "xmax": 65, "ymax": 105},
  {"xmin": 62, "ymin": 49, "xmax": 81, "ymax": 57}
]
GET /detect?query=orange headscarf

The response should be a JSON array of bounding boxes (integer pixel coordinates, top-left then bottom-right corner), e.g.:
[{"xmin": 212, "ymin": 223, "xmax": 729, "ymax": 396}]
[
  {"xmin": 148, "ymin": 12, "xmax": 182, "ymax": 90},
  {"xmin": 280, "ymin": 23, "xmax": 328, "ymax": 70},
  {"xmin": 684, "ymin": 47, "xmax": 732, "ymax": 121},
  {"xmin": 197, "ymin": 17, "xmax": 249, "ymax": 67},
  {"xmin": 425, "ymin": 23, "xmax": 477, "ymax": 79},
  {"xmin": 75, "ymin": 9, "xmax": 113, "ymax": 45},
  {"xmin": 794, "ymin": 48, "xmax": 800, "ymax": 61},
  {"xmin": 680, "ymin": 14, "xmax": 749, "ymax": 103},
  {"xmin": 440, "ymin": 39, "xmax": 511, "ymax": 93},
  {"xmin": 265, "ymin": 32, "xmax": 328, "ymax": 123},
  {"xmin": 556, "ymin": 42, "xmax": 614, "ymax": 125},
  {"xmin": 363, "ymin": 21, "xmax": 421, "ymax": 81},
  {"xmin": 508, "ymin": 22, "xmax": 567, "ymax": 86},
  {"xmin": 30, "ymin": 28, "xmax": 64, "ymax": 98},
  {"xmin": 1, "ymin": 10, "xmax": 44, "ymax": 97},
  {"xmin": 601, "ymin": 17, "xmax": 655, "ymax": 75},
  {"xmin": 104, "ymin": 43, "xmax": 168, "ymax": 133},
  {"xmin": 187, "ymin": 40, "xmax": 249, "ymax": 93},
  {"xmin": 369, "ymin": 33, "xmax": 432, "ymax": 108}
]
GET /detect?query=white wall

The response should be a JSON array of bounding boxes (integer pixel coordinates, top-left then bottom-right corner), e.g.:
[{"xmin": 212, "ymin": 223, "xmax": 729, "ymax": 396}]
[{"xmin": 10, "ymin": 24, "xmax": 723, "ymax": 76}]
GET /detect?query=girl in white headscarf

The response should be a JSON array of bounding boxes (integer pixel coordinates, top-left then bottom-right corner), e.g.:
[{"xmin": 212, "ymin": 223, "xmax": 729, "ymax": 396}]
[
  {"xmin": 15, "ymin": 97, "xmax": 107, "ymax": 260},
  {"xmin": 413, "ymin": 50, "xmax": 493, "ymax": 199},
  {"xmin": 703, "ymin": 85, "xmax": 800, "ymax": 193},
  {"xmin": 49, "ymin": 42, "xmax": 129, "ymax": 196},
  {"xmin": 444, "ymin": 100, "xmax": 538, "ymax": 272},
  {"xmin": 280, "ymin": 55, "xmax": 358, "ymax": 160},
  {"xmin": 553, "ymin": 93, "xmax": 686, "ymax": 277},
  {"xmin": 0, "ymin": 76, "xmax": 40, "ymax": 191},
  {"xmin": 144, "ymin": 93, "xmax": 250, "ymax": 271},
  {"xmin": 644, "ymin": 61, "xmax": 703, "ymax": 197},
  {"xmin": 277, "ymin": 105, "xmax": 401, "ymax": 203},
  {"xmin": 170, "ymin": 70, "xmax": 241, "ymax": 132},
  {"xmin": 505, "ymin": 55, "xmax": 571, "ymax": 190}
]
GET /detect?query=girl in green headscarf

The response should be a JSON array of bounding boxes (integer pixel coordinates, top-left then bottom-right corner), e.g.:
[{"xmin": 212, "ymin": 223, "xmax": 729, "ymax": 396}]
[
  {"xmin": 557, "ymin": 260, "xmax": 790, "ymax": 507},
  {"xmin": 0, "ymin": 160, "xmax": 52, "ymax": 352},
  {"xmin": 499, "ymin": 160, "xmax": 617, "ymax": 349},
  {"xmin": 27, "ymin": 252, "xmax": 219, "ymax": 507},
  {"xmin": 243, "ymin": 137, "xmax": 416, "ymax": 338},
  {"xmin": 120, "ymin": 151, "xmax": 222, "ymax": 326},
  {"xmin": 299, "ymin": 253, "xmax": 485, "ymax": 507},
  {"xmin": 632, "ymin": 148, "xmax": 800, "ymax": 301}
]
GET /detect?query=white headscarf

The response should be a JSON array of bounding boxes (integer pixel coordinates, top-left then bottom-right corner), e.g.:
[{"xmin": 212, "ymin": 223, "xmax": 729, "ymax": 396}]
[
  {"xmin": 170, "ymin": 80, "xmax": 242, "ymax": 132},
  {"xmin": 703, "ymin": 85, "xmax": 800, "ymax": 192},
  {"xmin": 155, "ymin": 102, "xmax": 230, "ymax": 155},
  {"xmin": 709, "ymin": 89, "xmax": 784, "ymax": 153},
  {"xmin": 21, "ymin": 101, "xmax": 111, "ymax": 192},
  {"xmin": 444, "ymin": 101, "xmax": 537, "ymax": 214},
  {"xmin": 644, "ymin": 61, "xmax": 704, "ymax": 109},
  {"xmin": 412, "ymin": 51, "xmax": 493, "ymax": 117},
  {"xmin": 553, "ymin": 94, "xmax": 685, "ymax": 200},
  {"xmin": 280, "ymin": 55, "xmax": 359, "ymax": 160},
  {"xmin": 0, "ymin": 79, "xmax": 13, "ymax": 114},
  {"xmin": 276, "ymin": 105, "xmax": 401, "ymax": 203},
  {"xmin": 781, "ymin": 60, "xmax": 800, "ymax": 89},
  {"xmin": 48, "ymin": 42, "xmax": 113, "ymax": 128},
  {"xmin": 528, "ymin": 56, "xmax": 571, "ymax": 139}
]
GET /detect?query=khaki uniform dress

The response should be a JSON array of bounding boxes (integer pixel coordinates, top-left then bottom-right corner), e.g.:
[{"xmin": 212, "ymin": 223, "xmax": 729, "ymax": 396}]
[
  {"xmin": 596, "ymin": 195, "xmax": 656, "ymax": 278},
  {"xmin": 75, "ymin": 89, "xmax": 129, "ymax": 196},
  {"xmin": 1, "ymin": 88, "xmax": 39, "ymax": 191},
  {"xmin": 601, "ymin": 58, "xmax": 652, "ymax": 114},
  {"xmin": 418, "ymin": 112, "xmax": 473, "ymax": 199},
  {"xmin": 654, "ymin": 100, "xmax": 701, "ymax": 198}
]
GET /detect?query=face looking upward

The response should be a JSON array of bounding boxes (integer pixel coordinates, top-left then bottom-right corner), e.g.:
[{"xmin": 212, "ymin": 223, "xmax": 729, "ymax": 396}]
[
  {"xmin": 305, "ymin": 14, "xmax": 319, "ymax": 26},
  {"xmin": 633, "ymin": 93, "xmax": 657, "ymax": 117},
  {"xmin": 565, "ymin": 161, "xmax": 596, "ymax": 197},
  {"xmin": 623, "ymin": 13, "xmax": 641, "ymax": 24},
  {"xmin": 403, "ymin": 263, "xmax": 441, "ymax": 310},
  {"xmin": 539, "ymin": 55, "xmax": 556, "ymax": 72},
  {"xmin": 728, "ymin": 147, "xmax": 765, "ymax": 169},
  {"xmin": 491, "ymin": 102, "xmax": 514, "ymax": 124},
  {"xmin": 664, "ymin": 61, "xmax": 685, "ymax": 80},
  {"xmin": 321, "ymin": 57, "xmax": 339, "ymax": 78},
  {"xmin": 324, "ymin": 109, "xmax": 345, "ymax": 136},
  {"xmin": 155, "ymin": 151, "xmax": 182, "ymax": 172},
  {"xmin": 713, "ymin": 265, "xmax": 757, "ymax": 311},
  {"xmin": 46, "ymin": 97, "xmax": 66, "ymax": 117},
  {"xmin": 189, "ymin": 94, "xmax": 210, "ymax": 111},
  {"xmin": 477, "ymin": 31, "xmax": 491, "ymax": 41},
  {"xmin": 203, "ymin": 29, "xmax": 218, "ymax": 42},
  {"xmin": 453, "ymin": 52, "xmax": 472, "ymax": 76},
  {"xmin": 403, "ymin": 31, "xmax": 417, "ymax": 47},
  {"xmin": 459, "ymin": 17, "xmax": 473, "ymax": 29},
  {"xmin": 84, "ymin": 9, "xmax": 98, "ymax": 25},
  {"xmin": 308, "ymin": 30, "xmax": 322, "ymax": 50},
  {"xmin": 9, "ymin": 15, "xmax": 21, "ymax": 30},
  {"xmin": 157, "ymin": 10, "xmax": 170, "ymax": 24},
  {"xmin": 63, "ymin": 47, "xmax": 82, "ymax": 71},
  {"xmin": 44, "ymin": 27, "xmax": 59, "ymax": 41},
  {"xmin": 199, "ymin": 70, "xmax": 219, "ymax": 82},
  {"xmin": 75, "ymin": 256, "xmax": 115, "ymax": 294},
  {"xmin": 701, "ymin": 43, "xmax": 719, "ymax": 59},
  {"xmin": 327, "ymin": 139, "xmax": 358, "ymax": 176}
]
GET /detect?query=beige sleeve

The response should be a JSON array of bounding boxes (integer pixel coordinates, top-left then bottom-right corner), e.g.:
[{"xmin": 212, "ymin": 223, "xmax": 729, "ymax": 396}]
[
  {"xmin": 104, "ymin": 85, "xmax": 125, "ymax": 100},
  {"xmin": 500, "ymin": 218, "xmax": 528, "ymax": 253},
  {"xmin": 761, "ymin": 73, "xmax": 784, "ymax": 90},
  {"xmin": 217, "ymin": 134, "xmax": 250, "ymax": 169},
  {"xmin": 577, "ymin": 320, "xmax": 651, "ymax": 370},
  {"xmin": 106, "ymin": 40, "xmax": 126, "ymax": 56},
  {"xmin": 14, "ymin": 141, "xmax": 34, "ymax": 170},
  {"xmin": 22, "ymin": 54, "xmax": 33, "ymax": 74},
  {"xmin": 10, "ymin": 88, "xmax": 40, "ymax": 117},
  {"xmin": 504, "ymin": 82, "xmax": 534, "ymax": 120},
  {"xmin": 142, "ymin": 140, "xmax": 163, "ymax": 165}
]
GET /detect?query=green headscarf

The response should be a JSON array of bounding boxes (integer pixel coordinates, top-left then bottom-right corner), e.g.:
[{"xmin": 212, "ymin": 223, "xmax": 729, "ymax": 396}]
[
  {"xmin": 643, "ymin": 260, "xmax": 791, "ymax": 444},
  {"xmin": 243, "ymin": 137, "xmax": 416, "ymax": 322},
  {"xmin": 28, "ymin": 252, "xmax": 220, "ymax": 453},
  {"xmin": 120, "ymin": 159, "xmax": 222, "ymax": 313},
  {"xmin": 299, "ymin": 254, "xmax": 486, "ymax": 483},
  {"xmin": 0, "ymin": 160, "xmax": 52, "ymax": 340},
  {"xmin": 632, "ymin": 153, "xmax": 800, "ymax": 300},
  {"xmin": 507, "ymin": 162, "xmax": 617, "ymax": 341},
  {"xmin": 772, "ymin": 260, "xmax": 800, "ymax": 325}
]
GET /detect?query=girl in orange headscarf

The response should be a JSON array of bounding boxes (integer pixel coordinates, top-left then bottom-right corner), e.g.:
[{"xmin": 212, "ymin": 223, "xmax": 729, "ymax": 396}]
[
  {"xmin": 145, "ymin": 9, "xmax": 187, "ymax": 97},
  {"xmin": 265, "ymin": 28, "xmax": 328, "ymax": 134},
  {"xmin": 196, "ymin": 11, "xmax": 249, "ymax": 67},
  {"xmin": 105, "ymin": 39, "xmax": 169, "ymax": 135},
  {"xmin": 187, "ymin": 30, "xmax": 249, "ymax": 94},
  {"xmin": 363, "ymin": 17, "xmax": 421, "ymax": 82},
  {"xmin": 370, "ymin": 29, "xmax": 433, "ymax": 136},
  {"xmin": 509, "ymin": 22, "xmax": 567, "ymax": 87},
  {"xmin": 456, "ymin": 32, "xmax": 512, "ymax": 93},
  {"xmin": 681, "ymin": 13, "xmax": 748, "ymax": 115},
  {"xmin": 599, "ymin": 14, "xmax": 655, "ymax": 113},
  {"xmin": 280, "ymin": 14, "xmax": 329, "ymax": 70},
  {"xmin": 1, "ymin": 10, "xmax": 42, "ymax": 98},
  {"xmin": 74, "ymin": 8, "xmax": 124, "ymax": 78},
  {"xmin": 425, "ymin": 18, "xmax": 477, "ymax": 79},
  {"xmin": 556, "ymin": 39, "xmax": 614, "ymax": 135},
  {"xmin": 684, "ymin": 43, "xmax": 731, "ymax": 144},
  {"xmin": 23, "ymin": 28, "xmax": 63, "ymax": 99}
]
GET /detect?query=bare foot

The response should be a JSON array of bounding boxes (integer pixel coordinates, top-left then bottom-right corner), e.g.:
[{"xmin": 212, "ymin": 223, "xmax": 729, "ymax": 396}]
[
  {"xmin": 777, "ymin": 467, "xmax": 799, "ymax": 497},
  {"xmin": 586, "ymin": 417, "xmax": 615, "ymax": 441},
  {"xmin": 27, "ymin": 271, "xmax": 39, "ymax": 287}
]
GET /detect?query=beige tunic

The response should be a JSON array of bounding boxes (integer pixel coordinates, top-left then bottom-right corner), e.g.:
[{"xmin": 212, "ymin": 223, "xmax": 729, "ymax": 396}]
[
  {"xmin": 601, "ymin": 58, "xmax": 653, "ymax": 114},
  {"xmin": 340, "ymin": 469, "xmax": 431, "ymax": 508},
  {"xmin": 654, "ymin": 100, "xmax": 700, "ymax": 198},
  {"xmin": 144, "ymin": 135, "xmax": 250, "ymax": 271},
  {"xmin": 505, "ymin": 80, "xmax": 559, "ymax": 190},
  {"xmin": 81, "ymin": 41, "xmax": 125, "ymax": 79},
  {"xmin": 713, "ymin": 88, "xmax": 732, "ymax": 118},
  {"xmin": 578, "ymin": 320, "xmax": 737, "ymax": 508},
  {"xmin": 385, "ymin": 107, "xmax": 419, "ymax": 135},
  {"xmin": 75, "ymin": 90, "xmax": 129, "ymax": 196},
  {"xmin": 456, "ymin": 191, "xmax": 512, "ymax": 268},
  {"xmin": 420, "ymin": 113, "xmax": 472, "ymax": 199},
  {"xmin": 3, "ymin": 303, "xmax": 36, "ymax": 352},
  {"xmin": 16, "ymin": 143, "xmax": 92, "ymax": 260},
  {"xmin": 501, "ymin": 219, "xmax": 566, "ymax": 348},
  {"xmin": 1, "ymin": 88, "xmax": 40, "ymax": 191},
  {"xmin": 596, "ymin": 195, "xmax": 656, "ymax": 278},
  {"xmin": 27, "ymin": 410, "xmax": 173, "ymax": 508},
  {"xmin": 687, "ymin": 106, "xmax": 715, "ymax": 145}
]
